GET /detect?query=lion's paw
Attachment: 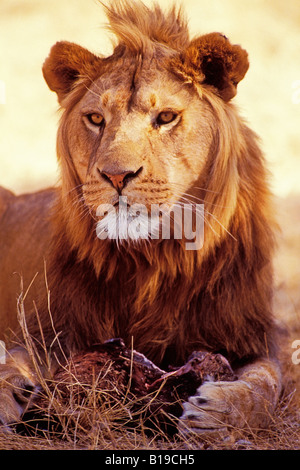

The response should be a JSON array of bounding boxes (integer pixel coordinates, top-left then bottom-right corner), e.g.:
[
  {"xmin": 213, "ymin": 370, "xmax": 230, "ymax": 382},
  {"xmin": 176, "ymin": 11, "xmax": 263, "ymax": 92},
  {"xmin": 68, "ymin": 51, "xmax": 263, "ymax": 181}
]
[
  {"xmin": 178, "ymin": 379, "xmax": 254, "ymax": 437},
  {"xmin": 0, "ymin": 367, "xmax": 38, "ymax": 431}
]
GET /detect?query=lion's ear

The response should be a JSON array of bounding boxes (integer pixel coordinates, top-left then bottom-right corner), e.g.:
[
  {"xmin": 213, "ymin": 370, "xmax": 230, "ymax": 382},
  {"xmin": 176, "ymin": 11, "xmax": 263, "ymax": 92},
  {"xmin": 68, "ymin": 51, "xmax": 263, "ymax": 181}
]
[
  {"xmin": 42, "ymin": 41, "xmax": 102, "ymax": 104},
  {"xmin": 178, "ymin": 33, "xmax": 249, "ymax": 101}
]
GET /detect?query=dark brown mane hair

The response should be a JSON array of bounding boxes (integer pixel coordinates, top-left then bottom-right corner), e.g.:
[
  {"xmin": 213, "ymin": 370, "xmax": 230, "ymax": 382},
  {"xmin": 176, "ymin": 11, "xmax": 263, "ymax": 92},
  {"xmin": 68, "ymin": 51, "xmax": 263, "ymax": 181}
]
[{"xmin": 26, "ymin": 0, "xmax": 279, "ymax": 369}]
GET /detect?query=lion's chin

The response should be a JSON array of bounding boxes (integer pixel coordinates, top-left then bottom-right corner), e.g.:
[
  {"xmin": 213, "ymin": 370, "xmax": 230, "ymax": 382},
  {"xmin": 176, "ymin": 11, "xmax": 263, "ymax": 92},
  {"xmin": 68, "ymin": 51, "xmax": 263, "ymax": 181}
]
[
  {"xmin": 95, "ymin": 209, "xmax": 158, "ymax": 243},
  {"xmin": 93, "ymin": 197, "xmax": 205, "ymax": 249}
]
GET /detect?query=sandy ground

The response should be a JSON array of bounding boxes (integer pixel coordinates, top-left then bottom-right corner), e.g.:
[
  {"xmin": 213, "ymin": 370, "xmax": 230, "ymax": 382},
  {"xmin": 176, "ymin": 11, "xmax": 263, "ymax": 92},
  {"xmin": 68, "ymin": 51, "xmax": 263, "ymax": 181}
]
[{"xmin": 0, "ymin": 0, "xmax": 299, "ymax": 449}]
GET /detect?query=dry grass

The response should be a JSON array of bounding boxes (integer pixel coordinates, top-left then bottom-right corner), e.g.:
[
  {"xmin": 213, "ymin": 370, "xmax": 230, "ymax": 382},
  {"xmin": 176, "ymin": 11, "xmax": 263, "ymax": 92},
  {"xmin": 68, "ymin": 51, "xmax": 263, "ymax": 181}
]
[
  {"xmin": 0, "ymin": 246, "xmax": 299, "ymax": 451},
  {"xmin": 0, "ymin": 363, "xmax": 299, "ymax": 451},
  {"xmin": 0, "ymin": 0, "xmax": 299, "ymax": 451}
]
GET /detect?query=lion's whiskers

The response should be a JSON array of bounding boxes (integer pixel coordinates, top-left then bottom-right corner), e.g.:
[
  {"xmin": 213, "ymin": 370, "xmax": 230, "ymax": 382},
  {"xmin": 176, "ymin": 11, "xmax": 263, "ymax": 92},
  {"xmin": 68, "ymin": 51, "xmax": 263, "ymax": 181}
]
[
  {"xmin": 171, "ymin": 201, "xmax": 219, "ymax": 239},
  {"xmin": 169, "ymin": 181, "xmax": 220, "ymax": 195},
  {"xmin": 65, "ymin": 183, "xmax": 235, "ymax": 240},
  {"xmin": 171, "ymin": 193, "xmax": 236, "ymax": 240},
  {"xmin": 67, "ymin": 194, "xmax": 92, "ymax": 224}
]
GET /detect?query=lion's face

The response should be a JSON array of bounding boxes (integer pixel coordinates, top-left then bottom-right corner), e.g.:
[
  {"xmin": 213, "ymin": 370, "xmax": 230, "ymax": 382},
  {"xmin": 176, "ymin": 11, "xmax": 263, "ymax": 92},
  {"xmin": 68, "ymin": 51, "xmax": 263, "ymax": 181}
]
[
  {"xmin": 64, "ymin": 56, "xmax": 213, "ymax": 239},
  {"xmin": 43, "ymin": 16, "xmax": 248, "ymax": 242}
]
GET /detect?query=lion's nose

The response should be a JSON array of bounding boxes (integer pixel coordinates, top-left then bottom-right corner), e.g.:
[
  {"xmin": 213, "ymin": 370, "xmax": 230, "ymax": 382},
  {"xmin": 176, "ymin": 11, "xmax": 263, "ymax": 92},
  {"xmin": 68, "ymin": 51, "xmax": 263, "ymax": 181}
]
[{"xmin": 98, "ymin": 167, "xmax": 143, "ymax": 193}]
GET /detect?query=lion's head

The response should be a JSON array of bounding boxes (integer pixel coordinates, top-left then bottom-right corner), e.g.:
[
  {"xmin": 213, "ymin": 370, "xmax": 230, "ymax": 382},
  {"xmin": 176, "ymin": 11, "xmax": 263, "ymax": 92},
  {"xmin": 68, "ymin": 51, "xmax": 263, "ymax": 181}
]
[{"xmin": 42, "ymin": 1, "xmax": 250, "ymax": 255}]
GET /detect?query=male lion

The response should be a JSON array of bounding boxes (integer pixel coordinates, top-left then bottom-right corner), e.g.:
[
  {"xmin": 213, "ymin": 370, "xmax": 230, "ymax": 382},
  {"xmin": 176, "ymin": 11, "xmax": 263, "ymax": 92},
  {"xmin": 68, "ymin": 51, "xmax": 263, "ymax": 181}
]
[{"xmin": 0, "ymin": 1, "xmax": 281, "ymax": 435}]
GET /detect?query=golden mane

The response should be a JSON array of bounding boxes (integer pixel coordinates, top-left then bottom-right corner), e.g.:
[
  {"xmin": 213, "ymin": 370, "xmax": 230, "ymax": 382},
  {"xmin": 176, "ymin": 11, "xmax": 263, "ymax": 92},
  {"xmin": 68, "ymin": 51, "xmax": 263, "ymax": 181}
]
[{"xmin": 102, "ymin": 0, "xmax": 189, "ymax": 52}]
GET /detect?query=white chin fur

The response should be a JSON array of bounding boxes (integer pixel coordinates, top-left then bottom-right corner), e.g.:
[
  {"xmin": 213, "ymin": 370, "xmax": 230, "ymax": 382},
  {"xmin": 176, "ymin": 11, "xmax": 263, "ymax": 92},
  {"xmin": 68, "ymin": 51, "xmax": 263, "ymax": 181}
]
[{"xmin": 96, "ymin": 209, "xmax": 159, "ymax": 242}]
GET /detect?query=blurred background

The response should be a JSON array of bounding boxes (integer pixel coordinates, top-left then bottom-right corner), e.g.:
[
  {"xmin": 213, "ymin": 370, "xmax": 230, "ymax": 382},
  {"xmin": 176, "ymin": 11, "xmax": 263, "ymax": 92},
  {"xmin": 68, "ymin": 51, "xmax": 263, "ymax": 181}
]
[{"xmin": 0, "ymin": 1, "xmax": 299, "ymax": 333}]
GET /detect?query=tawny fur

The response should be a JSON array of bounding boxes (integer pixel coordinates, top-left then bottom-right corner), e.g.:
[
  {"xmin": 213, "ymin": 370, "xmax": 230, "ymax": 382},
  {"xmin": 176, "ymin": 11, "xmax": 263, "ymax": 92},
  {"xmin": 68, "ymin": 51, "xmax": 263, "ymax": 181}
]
[{"xmin": 0, "ymin": 0, "xmax": 281, "ymax": 432}]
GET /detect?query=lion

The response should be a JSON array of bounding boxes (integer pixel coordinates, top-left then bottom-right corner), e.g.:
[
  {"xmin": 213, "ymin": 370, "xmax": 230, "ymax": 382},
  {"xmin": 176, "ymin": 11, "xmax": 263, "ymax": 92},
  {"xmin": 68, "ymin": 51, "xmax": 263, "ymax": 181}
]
[{"xmin": 0, "ymin": 0, "xmax": 281, "ymax": 436}]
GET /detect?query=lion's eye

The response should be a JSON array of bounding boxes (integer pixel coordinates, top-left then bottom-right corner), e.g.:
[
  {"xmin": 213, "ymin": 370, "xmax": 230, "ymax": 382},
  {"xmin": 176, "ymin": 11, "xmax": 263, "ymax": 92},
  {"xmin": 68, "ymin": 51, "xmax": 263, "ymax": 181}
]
[
  {"xmin": 156, "ymin": 111, "xmax": 177, "ymax": 125},
  {"xmin": 87, "ymin": 113, "xmax": 104, "ymax": 126}
]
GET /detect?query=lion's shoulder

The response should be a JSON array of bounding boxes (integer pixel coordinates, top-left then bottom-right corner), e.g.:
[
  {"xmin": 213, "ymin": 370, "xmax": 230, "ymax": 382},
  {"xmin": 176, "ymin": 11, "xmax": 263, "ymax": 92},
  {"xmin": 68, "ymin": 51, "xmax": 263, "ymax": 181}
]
[
  {"xmin": 0, "ymin": 187, "xmax": 58, "ymax": 262},
  {"xmin": 0, "ymin": 186, "xmax": 57, "ymax": 226},
  {"xmin": 0, "ymin": 186, "xmax": 15, "ymax": 221},
  {"xmin": 0, "ymin": 187, "xmax": 59, "ymax": 337}
]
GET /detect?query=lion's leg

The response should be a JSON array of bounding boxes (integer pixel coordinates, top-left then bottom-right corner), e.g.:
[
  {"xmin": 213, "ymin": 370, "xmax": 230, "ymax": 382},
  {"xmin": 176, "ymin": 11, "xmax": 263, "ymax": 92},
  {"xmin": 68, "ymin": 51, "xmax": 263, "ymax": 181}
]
[
  {"xmin": 0, "ymin": 348, "xmax": 39, "ymax": 430},
  {"xmin": 179, "ymin": 359, "xmax": 281, "ymax": 436}
]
